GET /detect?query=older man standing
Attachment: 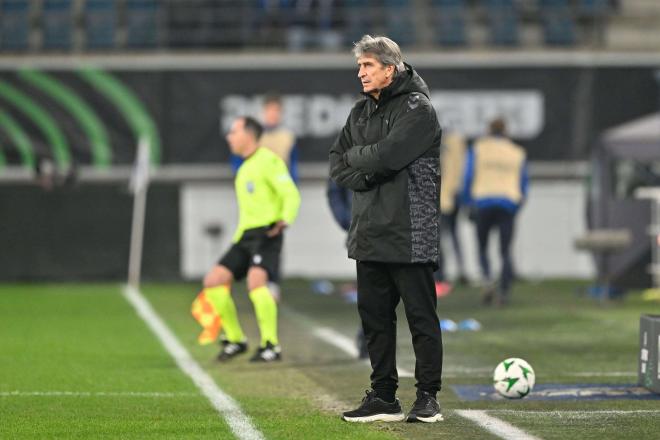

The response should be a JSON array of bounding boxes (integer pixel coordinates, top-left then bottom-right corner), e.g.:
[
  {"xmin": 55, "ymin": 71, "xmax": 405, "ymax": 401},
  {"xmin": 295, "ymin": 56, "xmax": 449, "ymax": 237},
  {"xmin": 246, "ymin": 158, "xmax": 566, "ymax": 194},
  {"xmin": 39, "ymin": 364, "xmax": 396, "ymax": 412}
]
[{"xmin": 329, "ymin": 35, "xmax": 444, "ymax": 423}]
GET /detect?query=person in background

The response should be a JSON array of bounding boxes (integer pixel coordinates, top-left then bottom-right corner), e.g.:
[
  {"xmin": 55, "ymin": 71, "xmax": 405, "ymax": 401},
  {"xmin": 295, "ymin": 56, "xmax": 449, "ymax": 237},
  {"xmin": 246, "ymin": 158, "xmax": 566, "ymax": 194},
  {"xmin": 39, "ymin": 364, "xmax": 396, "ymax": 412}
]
[
  {"xmin": 229, "ymin": 92, "xmax": 299, "ymax": 302},
  {"xmin": 439, "ymin": 130, "xmax": 468, "ymax": 286},
  {"xmin": 463, "ymin": 118, "xmax": 529, "ymax": 306},
  {"xmin": 230, "ymin": 92, "xmax": 298, "ymax": 183},
  {"xmin": 326, "ymin": 178, "xmax": 368, "ymax": 359}
]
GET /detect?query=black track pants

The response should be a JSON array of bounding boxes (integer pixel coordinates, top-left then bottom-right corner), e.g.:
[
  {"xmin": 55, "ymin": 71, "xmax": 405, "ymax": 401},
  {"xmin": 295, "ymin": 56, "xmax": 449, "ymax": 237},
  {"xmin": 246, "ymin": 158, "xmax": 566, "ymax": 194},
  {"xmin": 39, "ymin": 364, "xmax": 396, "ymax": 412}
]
[
  {"xmin": 476, "ymin": 206, "xmax": 515, "ymax": 296},
  {"xmin": 356, "ymin": 261, "xmax": 443, "ymax": 396}
]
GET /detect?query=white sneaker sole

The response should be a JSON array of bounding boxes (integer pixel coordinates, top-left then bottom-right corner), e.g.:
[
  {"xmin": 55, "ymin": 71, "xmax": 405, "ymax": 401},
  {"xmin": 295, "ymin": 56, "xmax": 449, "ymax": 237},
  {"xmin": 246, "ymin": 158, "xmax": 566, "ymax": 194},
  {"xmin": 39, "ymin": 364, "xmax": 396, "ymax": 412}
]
[
  {"xmin": 342, "ymin": 412, "xmax": 406, "ymax": 423},
  {"xmin": 408, "ymin": 413, "xmax": 444, "ymax": 423}
]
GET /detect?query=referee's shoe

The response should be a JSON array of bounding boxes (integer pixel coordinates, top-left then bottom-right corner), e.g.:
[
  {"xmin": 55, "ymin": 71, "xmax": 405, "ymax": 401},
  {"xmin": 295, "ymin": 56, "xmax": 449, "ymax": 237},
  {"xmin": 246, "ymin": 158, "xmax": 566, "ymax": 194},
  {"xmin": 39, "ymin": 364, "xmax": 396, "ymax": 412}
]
[
  {"xmin": 217, "ymin": 339, "xmax": 248, "ymax": 362},
  {"xmin": 342, "ymin": 390, "xmax": 405, "ymax": 422},
  {"xmin": 249, "ymin": 342, "xmax": 282, "ymax": 362}
]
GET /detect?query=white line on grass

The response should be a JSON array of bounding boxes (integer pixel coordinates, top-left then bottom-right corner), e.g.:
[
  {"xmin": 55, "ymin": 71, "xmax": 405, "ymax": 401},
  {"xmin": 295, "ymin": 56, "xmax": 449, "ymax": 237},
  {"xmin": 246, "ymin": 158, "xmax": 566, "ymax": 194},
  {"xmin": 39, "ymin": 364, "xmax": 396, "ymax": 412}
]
[
  {"xmin": 568, "ymin": 371, "xmax": 636, "ymax": 377},
  {"xmin": 455, "ymin": 410, "xmax": 543, "ymax": 440},
  {"xmin": 440, "ymin": 369, "xmax": 637, "ymax": 379},
  {"xmin": 312, "ymin": 327, "xmax": 414, "ymax": 378},
  {"xmin": 121, "ymin": 285, "xmax": 264, "ymax": 440},
  {"xmin": 280, "ymin": 304, "xmax": 416, "ymax": 378},
  {"xmin": 488, "ymin": 410, "xmax": 660, "ymax": 417},
  {"xmin": 0, "ymin": 391, "xmax": 197, "ymax": 398}
]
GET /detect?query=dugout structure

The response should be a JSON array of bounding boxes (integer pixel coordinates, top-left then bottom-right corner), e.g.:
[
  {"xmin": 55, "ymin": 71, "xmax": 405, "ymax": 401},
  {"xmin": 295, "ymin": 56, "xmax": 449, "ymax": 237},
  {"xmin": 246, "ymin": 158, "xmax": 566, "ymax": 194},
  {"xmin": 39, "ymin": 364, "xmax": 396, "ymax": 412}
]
[{"xmin": 588, "ymin": 112, "xmax": 660, "ymax": 288}]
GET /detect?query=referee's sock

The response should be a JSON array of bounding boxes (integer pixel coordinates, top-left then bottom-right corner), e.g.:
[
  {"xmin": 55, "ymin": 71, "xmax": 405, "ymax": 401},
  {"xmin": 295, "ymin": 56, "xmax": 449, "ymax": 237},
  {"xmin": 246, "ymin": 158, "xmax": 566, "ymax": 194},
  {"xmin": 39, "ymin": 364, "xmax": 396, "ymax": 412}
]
[
  {"xmin": 249, "ymin": 285, "xmax": 279, "ymax": 347},
  {"xmin": 205, "ymin": 285, "xmax": 246, "ymax": 343}
]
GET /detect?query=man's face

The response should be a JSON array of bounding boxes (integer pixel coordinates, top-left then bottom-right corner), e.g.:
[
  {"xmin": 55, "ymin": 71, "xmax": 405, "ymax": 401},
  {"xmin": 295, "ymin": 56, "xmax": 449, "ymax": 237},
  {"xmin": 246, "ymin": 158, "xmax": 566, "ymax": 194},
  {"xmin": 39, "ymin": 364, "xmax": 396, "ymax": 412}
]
[
  {"xmin": 226, "ymin": 118, "xmax": 250, "ymax": 156},
  {"xmin": 357, "ymin": 55, "xmax": 393, "ymax": 96},
  {"xmin": 262, "ymin": 101, "xmax": 282, "ymax": 127}
]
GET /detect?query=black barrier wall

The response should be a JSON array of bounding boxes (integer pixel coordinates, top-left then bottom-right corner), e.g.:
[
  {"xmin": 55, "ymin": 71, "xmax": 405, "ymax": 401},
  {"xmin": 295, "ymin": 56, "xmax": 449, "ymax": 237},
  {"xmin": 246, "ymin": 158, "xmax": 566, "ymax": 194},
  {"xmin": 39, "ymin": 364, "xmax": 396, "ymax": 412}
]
[
  {"xmin": 0, "ymin": 65, "xmax": 658, "ymax": 167},
  {"xmin": 0, "ymin": 184, "xmax": 180, "ymax": 281}
]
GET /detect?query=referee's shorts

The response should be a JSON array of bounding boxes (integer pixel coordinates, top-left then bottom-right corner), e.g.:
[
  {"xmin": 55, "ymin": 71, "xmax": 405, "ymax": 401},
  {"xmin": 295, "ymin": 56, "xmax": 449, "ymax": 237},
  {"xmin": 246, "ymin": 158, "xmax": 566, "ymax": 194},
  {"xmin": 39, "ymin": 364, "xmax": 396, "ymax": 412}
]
[{"xmin": 218, "ymin": 226, "xmax": 283, "ymax": 282}]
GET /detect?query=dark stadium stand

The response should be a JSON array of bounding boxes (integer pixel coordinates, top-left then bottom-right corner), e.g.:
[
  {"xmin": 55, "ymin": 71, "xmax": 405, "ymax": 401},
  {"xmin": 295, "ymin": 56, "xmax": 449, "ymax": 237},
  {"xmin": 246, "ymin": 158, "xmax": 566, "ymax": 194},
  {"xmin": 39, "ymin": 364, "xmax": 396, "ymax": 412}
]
[
  {"xmin": 0, "ymin": 0, "xmax": 630, "ymax": 52},
  {"xmin": 85, "ymin": 0, "xmax": 116, "ymax": 49},
  {"xmin": 486, "ymin": 0, "xmax": 519, "ymax": 46},
  {"xmin": 42, "ymin": 0, "xmax": 73, "ymax": 50},
  {"xmin": 125, "ymin": 0, "xmax": 160, "ymax": 48},
  {"xmin": 0, "ymin": 0, "xmax": 30, "ymax": 51},
  {"xmin": 540, "ymin": 0, "xmax": 577, "ymax": 46},
  {"xmin": 432, "ymin": 0, "xmax": 468, "ymax": 47}
]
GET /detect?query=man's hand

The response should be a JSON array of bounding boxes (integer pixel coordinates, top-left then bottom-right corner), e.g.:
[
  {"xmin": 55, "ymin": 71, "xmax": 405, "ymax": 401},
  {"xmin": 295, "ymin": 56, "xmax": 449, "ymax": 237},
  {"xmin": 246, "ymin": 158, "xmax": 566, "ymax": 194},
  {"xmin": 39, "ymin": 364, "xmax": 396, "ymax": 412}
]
[{"xmin": 267, "ymin": 220, "xmax": 288, "ymax": 237}]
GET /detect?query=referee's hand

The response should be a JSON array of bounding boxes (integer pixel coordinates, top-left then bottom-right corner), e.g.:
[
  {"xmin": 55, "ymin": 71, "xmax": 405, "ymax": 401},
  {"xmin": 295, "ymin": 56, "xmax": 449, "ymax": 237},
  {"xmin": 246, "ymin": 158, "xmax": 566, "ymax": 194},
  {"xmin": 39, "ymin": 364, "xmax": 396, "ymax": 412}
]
[{"xmin": 266, "ymin": 221, "xmax": 288, "ymax": 237}]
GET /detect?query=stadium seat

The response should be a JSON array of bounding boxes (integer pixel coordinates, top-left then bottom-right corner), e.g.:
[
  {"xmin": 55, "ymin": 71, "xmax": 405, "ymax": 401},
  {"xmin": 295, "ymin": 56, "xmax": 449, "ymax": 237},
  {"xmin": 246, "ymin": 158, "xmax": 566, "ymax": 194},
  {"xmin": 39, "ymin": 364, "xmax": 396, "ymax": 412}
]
[
  {"xmin": 85, "ymin": 0, "xmax": 116, "ymax": 50},
  {"xmin": 213, "ymin": 1, "xmax": 247, "ymax": 48},
  {"xmin": 578, "ymin": 0, "xmax": 610, "ymax": 18},
  {"xmin": 342, "ymin": 0, "xmax": 373, "ymax": 46},
  {"xmin": 485, "ymin": 0, "xmax": 519, "ymax": 46},
  {"xmin": 539, "ymin": 0, "xmax": 576, "ymax": 46},
  {"xmin": 126, "ymin": 0, "xmax": 160, "ymax": 48},
  {"xmin": 383, "ymin": 0, "xmax": 415, "ymax": 47},
  {"xmin": 0, "ymin": 0, "xmax": 30, "ymax": 51},
  {"xmin": 431, "ymin": 0, "xmax": 468, "ymax": 47},
  {"xmin": 42, "ymin": 0, "xmax": 73, "ymax": 50}
]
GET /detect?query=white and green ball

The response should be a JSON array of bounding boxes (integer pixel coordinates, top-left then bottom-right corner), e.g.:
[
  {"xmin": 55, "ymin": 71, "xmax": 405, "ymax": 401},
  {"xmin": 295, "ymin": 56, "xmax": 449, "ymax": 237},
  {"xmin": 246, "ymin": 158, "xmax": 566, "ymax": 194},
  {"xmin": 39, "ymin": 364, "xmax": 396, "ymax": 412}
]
[{"xmin": 493, "ymin": 358, "xmax": 535, "ymax": 399}]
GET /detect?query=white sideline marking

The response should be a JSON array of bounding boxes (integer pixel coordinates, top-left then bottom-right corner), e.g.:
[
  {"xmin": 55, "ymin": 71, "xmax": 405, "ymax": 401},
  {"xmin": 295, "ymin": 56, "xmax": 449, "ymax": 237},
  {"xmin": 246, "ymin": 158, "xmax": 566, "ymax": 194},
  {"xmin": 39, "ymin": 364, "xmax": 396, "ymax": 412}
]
[
  {"xmin": 441, "ymin": 369, "xmax": 636, "ymax": 378},
  {"xmin": 0, "ymin": 391, "xmax": 197, "ymax": 398},
  {"xmin": 313, "ymin": 326, "xmax": 415, "ymax": 378},
  {"xmin": 489, "ymin": 410, "xmax": 660, "ymax": 417},
  {"xmin": 280, "ymin": 304, "xmax": 416, "ymax": 378},
  {"xmin": 122, "ymin": 285, "xmax": 264, "ymax": 440},
  {"xmin": 455, "ymin": 410, "xmax": 543, "ymax": 440},
  {"xmin": 568, "ymin": 371, "xmax": 636, "ymax": 377}
]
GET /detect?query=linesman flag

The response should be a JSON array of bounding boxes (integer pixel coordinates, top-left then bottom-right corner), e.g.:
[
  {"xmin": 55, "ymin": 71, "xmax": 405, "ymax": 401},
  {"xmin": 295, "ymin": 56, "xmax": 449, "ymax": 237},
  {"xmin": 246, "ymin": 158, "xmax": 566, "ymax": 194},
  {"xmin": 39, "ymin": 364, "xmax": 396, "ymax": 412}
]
[{"xmin": 191, "ymin": 290, "xmax": 222, "ymax": 345}]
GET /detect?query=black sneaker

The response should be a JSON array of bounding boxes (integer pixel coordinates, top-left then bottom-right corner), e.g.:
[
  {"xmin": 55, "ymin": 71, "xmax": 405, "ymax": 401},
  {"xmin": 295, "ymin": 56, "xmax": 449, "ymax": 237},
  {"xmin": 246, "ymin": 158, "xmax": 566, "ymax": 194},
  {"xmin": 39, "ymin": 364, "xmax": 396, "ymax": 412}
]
[
  {"xmin": 342, "ymin": 390, "xmax": 405, "ymax": 423},
  {"xmin": 249, "ymin": 342, "xmax": 281, "ymax": 362},
  {"xmin": 217, "ymin": 340, "xmax": 248, "ymax": 362},
  {"xmin": 406, "ymin": 391, "xmax": 443, "ymax": 423}
]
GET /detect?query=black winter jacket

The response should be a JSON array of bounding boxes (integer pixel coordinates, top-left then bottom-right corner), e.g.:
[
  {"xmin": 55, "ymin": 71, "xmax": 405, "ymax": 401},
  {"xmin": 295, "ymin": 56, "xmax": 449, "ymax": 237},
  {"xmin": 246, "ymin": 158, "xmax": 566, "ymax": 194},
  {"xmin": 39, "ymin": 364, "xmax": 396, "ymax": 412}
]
[{"xmin": 329, "ymin": 63, "xmax": 442, "ymax": 265}]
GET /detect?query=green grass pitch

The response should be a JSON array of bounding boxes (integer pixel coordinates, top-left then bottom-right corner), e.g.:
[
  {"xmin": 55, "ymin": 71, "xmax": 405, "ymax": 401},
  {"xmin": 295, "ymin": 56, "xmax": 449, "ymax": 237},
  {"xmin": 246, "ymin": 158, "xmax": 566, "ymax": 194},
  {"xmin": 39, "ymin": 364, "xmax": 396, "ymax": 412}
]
[{"xmin": 0, "ymin": 280, "xmax": 658, "ymax": 439}]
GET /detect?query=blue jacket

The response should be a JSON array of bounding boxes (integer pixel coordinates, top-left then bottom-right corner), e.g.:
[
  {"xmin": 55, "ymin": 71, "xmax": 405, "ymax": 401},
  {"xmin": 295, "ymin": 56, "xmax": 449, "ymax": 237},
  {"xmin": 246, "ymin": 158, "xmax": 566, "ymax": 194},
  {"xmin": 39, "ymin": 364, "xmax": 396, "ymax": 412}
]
[{"xmin": 327, "ymin": 178, "xmax": 352, "ymax": 232}]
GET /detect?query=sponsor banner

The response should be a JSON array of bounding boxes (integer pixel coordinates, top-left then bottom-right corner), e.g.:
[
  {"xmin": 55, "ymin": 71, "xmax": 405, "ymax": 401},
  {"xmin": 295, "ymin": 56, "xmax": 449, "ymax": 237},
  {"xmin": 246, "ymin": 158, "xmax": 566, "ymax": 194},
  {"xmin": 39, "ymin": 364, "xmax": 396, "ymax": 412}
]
[{"xmin": 0, "ymin": 66, "xmax": 657, "ymax": 166}]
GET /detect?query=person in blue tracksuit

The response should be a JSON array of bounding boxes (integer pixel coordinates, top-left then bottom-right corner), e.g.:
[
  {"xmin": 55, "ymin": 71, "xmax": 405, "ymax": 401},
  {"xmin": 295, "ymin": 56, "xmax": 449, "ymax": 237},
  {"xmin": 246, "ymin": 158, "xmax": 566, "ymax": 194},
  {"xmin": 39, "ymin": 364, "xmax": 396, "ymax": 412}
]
[{"xmin": 463, "ymin": 118, "xmax": 529, "ymax": 306}]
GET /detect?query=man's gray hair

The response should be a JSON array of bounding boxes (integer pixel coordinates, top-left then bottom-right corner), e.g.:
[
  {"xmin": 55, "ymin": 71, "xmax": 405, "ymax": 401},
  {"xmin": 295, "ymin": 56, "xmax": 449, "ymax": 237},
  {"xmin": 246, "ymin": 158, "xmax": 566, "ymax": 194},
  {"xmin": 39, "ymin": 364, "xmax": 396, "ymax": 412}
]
[{"xmin": 353, "ymin": 35, "xmax": 405, "ymax": 73}]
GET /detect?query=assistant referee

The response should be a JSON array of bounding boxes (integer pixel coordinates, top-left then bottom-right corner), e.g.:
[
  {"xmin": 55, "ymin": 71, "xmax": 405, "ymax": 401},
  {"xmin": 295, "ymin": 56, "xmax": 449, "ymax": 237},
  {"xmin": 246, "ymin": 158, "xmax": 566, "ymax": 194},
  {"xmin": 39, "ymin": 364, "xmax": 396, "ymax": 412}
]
[{"xmin": 203, "ymin": 116, "xmax": 300, "ymax": 363}]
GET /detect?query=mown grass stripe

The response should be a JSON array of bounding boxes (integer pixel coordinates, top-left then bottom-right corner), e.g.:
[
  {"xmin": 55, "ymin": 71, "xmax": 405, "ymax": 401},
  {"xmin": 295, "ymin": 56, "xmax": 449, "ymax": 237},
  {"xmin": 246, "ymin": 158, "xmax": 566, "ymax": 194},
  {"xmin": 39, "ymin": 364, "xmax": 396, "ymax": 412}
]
[
  {"xmin": 0, "ymin": 108, "xmax": 35, "ymax": 168},
  {"xmin": 79, "ymin": 68, "xmax": 160, "ymax": 165},
  {"xmin": 0, "ymin": 391, "xmax": 198, "ymax": 398},
  {"xmin": 121, "ymin": 285, "xmax": 264, "ymax": 440},
  {"xmin": 0, "ymin": 79, "xmax": 70, "ymax": 169},
  {"xmin": 19, "ymin": 69, "xmax": 112, "ymax": 168}
]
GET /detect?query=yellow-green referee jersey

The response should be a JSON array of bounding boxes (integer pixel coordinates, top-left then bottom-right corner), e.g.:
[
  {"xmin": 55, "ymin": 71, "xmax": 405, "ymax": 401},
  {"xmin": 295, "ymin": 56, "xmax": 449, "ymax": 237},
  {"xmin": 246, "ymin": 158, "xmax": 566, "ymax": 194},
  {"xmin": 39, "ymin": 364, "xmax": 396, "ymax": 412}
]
[{"xmin": 233, "ymin": 147, "xmax": 301, "ymax": 242}]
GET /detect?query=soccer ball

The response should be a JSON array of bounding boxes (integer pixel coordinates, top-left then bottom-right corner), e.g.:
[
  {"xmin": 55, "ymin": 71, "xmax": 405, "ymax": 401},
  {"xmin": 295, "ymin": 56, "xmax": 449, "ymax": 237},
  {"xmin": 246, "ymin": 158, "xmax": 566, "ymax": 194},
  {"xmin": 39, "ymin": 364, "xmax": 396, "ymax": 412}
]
[{"xmin": 493, "ymin": 358, "xmax": 535, "ymax": 399}]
